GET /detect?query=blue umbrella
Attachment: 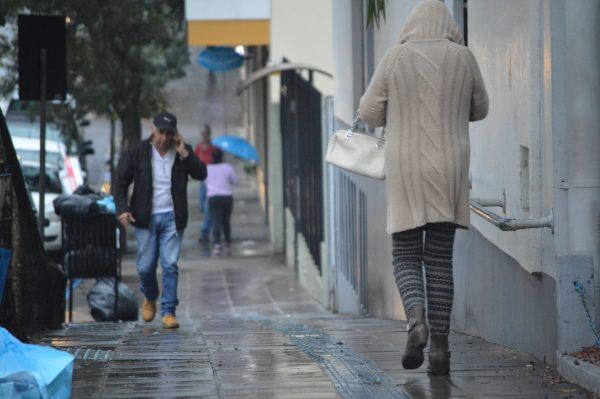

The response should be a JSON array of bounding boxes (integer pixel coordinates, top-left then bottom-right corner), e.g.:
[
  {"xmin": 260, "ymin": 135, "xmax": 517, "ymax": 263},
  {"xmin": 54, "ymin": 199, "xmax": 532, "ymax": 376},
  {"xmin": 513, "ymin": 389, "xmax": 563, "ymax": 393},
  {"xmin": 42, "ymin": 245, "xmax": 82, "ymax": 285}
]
[
  {"xmin": 212, "ymin": 135, "xmax": 259, "ymax": 162},
  {"xmin": 197, "ymin": 47, "xmax": 244, "ymax": 72}
]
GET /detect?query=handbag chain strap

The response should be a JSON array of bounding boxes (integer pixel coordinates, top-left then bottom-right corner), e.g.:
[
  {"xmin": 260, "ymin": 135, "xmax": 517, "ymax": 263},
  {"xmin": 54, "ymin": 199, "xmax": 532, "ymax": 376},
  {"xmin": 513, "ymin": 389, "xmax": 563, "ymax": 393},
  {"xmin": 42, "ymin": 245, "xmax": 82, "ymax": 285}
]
[{"xmin": 345, "ymin": 111, "xmax": 386, "ymax": 148}]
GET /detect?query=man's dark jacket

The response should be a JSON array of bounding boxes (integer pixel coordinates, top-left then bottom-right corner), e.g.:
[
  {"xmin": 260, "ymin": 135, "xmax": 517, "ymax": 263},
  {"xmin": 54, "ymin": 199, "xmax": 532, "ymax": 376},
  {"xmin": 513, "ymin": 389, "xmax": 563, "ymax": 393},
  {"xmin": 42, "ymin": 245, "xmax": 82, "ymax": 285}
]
[{"xmin": 112, "ymin": 139, "xmax": 207, "ymax": 231}]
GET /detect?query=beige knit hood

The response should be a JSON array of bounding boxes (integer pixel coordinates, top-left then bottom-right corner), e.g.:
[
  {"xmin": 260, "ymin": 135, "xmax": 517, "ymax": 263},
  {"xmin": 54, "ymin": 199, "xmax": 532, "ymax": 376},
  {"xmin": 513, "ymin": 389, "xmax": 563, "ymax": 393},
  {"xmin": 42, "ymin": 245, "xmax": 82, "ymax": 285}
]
[{"xmin": 398, "ymin": 0, "xmax": 464, "ymax": 45}]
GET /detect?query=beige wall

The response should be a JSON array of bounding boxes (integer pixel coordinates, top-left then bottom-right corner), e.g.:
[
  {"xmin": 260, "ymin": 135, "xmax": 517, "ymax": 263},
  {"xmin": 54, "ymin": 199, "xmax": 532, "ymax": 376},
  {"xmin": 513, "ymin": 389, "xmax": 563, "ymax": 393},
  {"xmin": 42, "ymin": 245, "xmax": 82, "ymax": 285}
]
[
  {"xmin": 270, "ymin": 0, "xmax": 334, "ymax": 98},
  {"xmin": 269, "ymin": 0, "xmax": 335, "ymax": 308}
]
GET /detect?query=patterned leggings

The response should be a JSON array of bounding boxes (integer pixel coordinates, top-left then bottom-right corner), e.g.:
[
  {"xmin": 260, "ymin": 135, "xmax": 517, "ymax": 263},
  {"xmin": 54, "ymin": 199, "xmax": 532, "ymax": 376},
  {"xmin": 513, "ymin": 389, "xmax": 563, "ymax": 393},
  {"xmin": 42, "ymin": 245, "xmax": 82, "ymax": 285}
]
[{"xmin": 392, "ymin": 223, "xmax": 456, "ymax": 334}]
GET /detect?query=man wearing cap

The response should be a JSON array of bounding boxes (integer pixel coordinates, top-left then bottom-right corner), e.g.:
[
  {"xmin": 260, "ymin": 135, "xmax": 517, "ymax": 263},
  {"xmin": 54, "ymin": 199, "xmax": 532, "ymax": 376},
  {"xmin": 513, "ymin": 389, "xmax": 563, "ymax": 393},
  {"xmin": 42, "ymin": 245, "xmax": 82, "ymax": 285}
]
[{"xmin": 113, "ymin": 111, "xmax": 206, "ymax": 329}]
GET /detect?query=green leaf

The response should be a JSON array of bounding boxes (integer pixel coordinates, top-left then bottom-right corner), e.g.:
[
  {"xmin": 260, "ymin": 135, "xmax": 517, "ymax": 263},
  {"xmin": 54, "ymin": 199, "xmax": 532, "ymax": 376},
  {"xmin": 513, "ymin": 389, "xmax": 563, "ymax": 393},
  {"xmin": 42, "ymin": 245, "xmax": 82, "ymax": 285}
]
[{"xmin": 366, "ymin": 0, "xmax": 387, "ymax": 29}]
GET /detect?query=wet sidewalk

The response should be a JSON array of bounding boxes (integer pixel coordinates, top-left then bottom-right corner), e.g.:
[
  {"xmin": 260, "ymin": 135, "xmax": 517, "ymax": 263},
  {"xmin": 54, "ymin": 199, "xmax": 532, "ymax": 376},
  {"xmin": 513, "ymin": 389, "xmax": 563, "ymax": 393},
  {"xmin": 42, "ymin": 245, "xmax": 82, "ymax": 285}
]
[{"xmin": 32, "ymin": 180, "xmax": 593, "ymax": 398}]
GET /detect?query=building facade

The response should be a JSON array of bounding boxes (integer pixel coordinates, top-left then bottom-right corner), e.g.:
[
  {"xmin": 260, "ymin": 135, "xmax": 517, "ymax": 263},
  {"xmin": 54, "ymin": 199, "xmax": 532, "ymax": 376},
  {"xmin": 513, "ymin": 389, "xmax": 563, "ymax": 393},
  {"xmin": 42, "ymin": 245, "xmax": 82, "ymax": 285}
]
[
  {"xmin": 261, "ymin": 0, "xmax": 599, "ymax": 367},
  {"xmin": 192, "ymin": 0, "xmax": 600, "ymax": 368}
]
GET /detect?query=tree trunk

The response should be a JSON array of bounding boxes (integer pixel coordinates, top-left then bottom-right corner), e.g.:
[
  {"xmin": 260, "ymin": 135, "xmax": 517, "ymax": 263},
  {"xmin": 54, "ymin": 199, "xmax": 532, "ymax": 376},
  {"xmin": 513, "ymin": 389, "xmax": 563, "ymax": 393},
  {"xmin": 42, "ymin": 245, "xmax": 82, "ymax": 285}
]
[{"xmin": 118, "ymin": 108, "xmax": 142, "ymax": 152}]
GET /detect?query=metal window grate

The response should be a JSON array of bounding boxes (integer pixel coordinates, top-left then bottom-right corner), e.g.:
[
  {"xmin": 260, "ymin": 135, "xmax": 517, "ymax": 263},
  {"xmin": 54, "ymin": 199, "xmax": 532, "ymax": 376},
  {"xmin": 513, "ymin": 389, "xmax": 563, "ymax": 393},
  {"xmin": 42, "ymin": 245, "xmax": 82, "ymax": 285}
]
[
  {"xmin": 334, "ymin": 171, "xmax": 369, "ymax": 313},
  {"xmin": 359, "ymin": 190, "xmax": 368, "ymax": 312}
]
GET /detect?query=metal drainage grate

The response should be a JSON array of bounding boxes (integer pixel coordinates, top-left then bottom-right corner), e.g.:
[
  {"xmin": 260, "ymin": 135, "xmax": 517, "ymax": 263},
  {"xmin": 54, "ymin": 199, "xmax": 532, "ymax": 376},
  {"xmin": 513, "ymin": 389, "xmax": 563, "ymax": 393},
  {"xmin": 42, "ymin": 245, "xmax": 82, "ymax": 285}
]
[
  {"xmin": 258, "ymin": 319, "xmax": 410, "ymax": 399},
  {"xmin": 63, "ymin": 347, "xmax": 113, "ymax": 361}
]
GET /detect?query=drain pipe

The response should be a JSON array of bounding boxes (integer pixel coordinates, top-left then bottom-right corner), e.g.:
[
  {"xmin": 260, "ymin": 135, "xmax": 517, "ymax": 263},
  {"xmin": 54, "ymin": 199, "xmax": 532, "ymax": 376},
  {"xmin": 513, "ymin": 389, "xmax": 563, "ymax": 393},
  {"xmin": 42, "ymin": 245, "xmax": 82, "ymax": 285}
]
[{"xmin": 469, "ymin": 201, "xmax": 554, "ymax": 234}]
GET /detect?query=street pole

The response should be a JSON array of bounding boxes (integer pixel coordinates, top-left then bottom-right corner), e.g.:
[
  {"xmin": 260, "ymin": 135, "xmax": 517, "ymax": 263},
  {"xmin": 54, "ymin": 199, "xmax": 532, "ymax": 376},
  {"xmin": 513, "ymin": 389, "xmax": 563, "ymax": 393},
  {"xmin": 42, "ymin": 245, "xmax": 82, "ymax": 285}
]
[
  {"xmin": 223, "ymin": 71, "xmax": 228, "ymax": 135},
  {"xmin": 38, "ymin": 48, "xmax": 47, "ymax": 238},
  {"xmin": 109, "ymin": 108, "xmax": 115, "ymax": 187}
]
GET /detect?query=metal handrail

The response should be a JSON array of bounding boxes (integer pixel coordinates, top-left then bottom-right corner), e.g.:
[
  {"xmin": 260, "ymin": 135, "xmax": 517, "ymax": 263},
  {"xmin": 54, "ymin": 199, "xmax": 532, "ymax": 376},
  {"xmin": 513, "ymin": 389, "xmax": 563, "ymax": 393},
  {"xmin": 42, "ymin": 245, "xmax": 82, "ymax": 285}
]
[
  {"xmin": 469, "ymin": 200, "xmax": 554, "ymax": 233},
  {"xmin": 471, "ymin": 189, "xmax": 506, "ymax": 213}
]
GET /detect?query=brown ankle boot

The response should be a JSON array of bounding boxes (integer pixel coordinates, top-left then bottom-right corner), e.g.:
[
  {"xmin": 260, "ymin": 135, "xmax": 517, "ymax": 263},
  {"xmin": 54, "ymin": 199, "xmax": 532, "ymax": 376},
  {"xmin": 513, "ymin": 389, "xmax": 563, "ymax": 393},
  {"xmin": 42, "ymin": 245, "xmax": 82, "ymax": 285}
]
[
  {"xmin": 428, "ymin": 334, "xmax": 450, "ymax": 375},
  {"xmin": 402, "ymin": 305, "xmax": 429, "ymax": 369}
]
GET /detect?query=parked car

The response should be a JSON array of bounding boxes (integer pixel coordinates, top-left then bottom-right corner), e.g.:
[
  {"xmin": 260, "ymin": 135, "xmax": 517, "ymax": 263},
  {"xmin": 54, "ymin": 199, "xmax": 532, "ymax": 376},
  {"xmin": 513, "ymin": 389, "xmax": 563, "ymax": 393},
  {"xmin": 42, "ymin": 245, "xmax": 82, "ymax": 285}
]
[
  {"xmin": 5, "ymin": 98, "xmax": 91, "ymax": 173},
  {"xmin": 11, "ymin": 136, "xmax": 85, "ymax": 194},
  {"xmin": 20, "ymin": 161, "xmax": 63, "ymax": 252},
  {"xmin": 6, "ymin": 119, "xmax": 63, "ymax": 142},
  {"xmin": 12, "ymin": 136, "xmax": 67, "ymax": 167}
]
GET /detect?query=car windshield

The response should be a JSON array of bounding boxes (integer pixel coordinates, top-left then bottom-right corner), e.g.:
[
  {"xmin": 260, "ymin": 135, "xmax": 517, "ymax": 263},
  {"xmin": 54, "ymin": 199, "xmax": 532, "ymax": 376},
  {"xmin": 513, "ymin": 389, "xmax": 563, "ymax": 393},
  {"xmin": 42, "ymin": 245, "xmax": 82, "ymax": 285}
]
[
  {"xmin": 8, "ymin": 123, "xmax": 62, "ymax": 142},
  {"xmin": 21, "ymin": 164, "xmax": 62, "ymax": 194},
  {"xmin": 16, "ymin": 149, "xmax": 63, "ymax": 166}
]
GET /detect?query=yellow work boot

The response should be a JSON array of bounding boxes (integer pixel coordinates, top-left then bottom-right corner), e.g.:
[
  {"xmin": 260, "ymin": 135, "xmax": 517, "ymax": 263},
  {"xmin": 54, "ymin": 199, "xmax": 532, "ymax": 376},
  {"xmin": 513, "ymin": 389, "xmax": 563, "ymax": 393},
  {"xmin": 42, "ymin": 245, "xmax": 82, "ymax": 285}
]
[
  {"xmin": 142, "ymin": 299, "xmax": 156, "ymax": 322},
  {"xmin": 161, "ymin": 313, "xmax": 180, "ymax": 329}
]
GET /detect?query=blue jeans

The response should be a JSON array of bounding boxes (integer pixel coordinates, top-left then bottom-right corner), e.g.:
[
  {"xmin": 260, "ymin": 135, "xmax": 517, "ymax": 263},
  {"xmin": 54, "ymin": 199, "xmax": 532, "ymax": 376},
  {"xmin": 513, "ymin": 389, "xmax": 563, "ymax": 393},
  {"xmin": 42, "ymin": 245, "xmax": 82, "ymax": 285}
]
[
  {"xmin": 135, "ymin": 211, "xmax": 183, "ymax": 316},
  {"xmin": 200, "ymin": 182, "xmax": 212, "ymax": 238}
]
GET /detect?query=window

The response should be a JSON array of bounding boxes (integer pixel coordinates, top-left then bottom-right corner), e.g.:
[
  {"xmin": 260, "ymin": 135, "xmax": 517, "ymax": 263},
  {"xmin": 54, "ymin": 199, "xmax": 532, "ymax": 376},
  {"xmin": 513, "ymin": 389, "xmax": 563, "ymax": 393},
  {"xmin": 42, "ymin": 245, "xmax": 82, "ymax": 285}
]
[
  {"xmin": 16, "ymin": 149, "xmax": 63, "ymax": 166},
  {"xmin": 21, "ymin": 164, "xmax": 62, "ymax": 194}
]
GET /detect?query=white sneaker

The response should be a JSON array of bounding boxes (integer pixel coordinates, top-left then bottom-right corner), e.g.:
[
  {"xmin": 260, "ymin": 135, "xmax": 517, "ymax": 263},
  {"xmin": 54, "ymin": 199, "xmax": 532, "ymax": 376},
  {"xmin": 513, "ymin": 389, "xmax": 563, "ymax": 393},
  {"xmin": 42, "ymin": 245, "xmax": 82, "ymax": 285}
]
[{"xmin": 212, "ymin": 244, "xmax": 222, "ymax": 256}]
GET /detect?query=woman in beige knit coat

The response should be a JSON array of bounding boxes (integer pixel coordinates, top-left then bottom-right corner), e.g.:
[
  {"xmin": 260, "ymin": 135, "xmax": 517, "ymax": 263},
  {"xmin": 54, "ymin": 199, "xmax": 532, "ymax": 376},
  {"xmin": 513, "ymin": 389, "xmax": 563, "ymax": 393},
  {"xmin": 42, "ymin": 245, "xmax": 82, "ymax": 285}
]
[{"xmin": 359, "ymin": 0, "xmax": 488, "ymax": 375}]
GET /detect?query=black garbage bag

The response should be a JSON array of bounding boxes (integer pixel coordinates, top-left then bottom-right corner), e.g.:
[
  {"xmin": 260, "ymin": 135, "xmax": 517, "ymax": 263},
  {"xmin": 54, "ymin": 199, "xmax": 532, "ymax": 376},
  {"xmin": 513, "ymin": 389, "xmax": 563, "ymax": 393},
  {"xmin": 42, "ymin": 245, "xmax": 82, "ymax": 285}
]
[
  {"xmin": 53, "ymin": 194, "xmax": 101, "ymax": 218},
  {"xmin": 73, "ymin": 184, "xmax": 96, "ymax": 196},
  {"xmin": 87, "ymin": 278, "xmax": 138, "ymax": 322}
]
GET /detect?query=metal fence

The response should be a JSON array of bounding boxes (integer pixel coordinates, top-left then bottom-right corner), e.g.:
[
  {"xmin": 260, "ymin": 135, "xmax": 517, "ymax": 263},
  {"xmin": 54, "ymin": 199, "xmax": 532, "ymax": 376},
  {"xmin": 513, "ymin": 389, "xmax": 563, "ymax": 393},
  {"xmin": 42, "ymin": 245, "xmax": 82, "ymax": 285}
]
[
  {"xmin": 334, "ymin": 170, "xmax": 369, "ymax": 313},
  {"xmin": 280, "ymin": 70, "xmax": 324, "ymax": 271}
]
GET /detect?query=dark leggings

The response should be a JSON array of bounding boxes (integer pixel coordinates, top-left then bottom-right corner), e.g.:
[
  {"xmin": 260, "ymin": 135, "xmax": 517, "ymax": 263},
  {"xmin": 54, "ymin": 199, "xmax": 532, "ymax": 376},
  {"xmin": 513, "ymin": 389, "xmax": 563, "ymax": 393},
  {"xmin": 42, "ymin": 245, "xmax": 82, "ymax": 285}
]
[
  {"xmin": 392, "ymin": 223, "xmax": 456, "ymax": 334},
  {"xmin": 208, "ymin": 196, "xmax": 233, "ymax": 244}
]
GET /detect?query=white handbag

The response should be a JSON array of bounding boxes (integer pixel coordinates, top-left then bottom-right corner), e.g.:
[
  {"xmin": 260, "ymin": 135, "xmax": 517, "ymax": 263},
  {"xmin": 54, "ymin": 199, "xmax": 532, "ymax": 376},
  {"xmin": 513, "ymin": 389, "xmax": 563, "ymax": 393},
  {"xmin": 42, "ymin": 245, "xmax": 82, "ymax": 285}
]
[{"xmin": 325, "ymin": 114, "xmax": 386, "ymax": 180}]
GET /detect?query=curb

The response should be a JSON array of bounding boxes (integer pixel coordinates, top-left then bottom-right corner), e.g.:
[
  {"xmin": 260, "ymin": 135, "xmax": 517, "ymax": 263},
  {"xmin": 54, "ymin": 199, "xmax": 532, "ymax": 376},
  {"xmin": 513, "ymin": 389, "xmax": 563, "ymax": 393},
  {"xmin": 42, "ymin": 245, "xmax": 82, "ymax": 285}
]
[{"xmin": 557, "ymin": 352, "xmax": 600, "ymax": 394}]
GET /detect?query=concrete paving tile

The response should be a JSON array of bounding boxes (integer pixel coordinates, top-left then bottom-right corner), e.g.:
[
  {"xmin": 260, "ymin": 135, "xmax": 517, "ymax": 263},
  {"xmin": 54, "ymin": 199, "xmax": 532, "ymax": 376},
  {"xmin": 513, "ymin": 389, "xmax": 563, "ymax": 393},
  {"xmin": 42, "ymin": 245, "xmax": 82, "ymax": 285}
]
[
  {"xmin": 399, "ymin": 378, "xmax": 469, "ymax": 399},
  {"xmin": 450, "ymin": 375, "xmax": 572, "ymax": 397}
]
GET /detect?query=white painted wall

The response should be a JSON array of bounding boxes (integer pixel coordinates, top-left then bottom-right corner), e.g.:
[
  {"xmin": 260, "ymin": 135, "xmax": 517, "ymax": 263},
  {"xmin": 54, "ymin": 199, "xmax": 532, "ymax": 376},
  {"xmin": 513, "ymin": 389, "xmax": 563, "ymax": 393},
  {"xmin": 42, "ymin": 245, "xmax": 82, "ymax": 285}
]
[
  {"xmin": 270, "ymin": 0, "xmax": 334, "ymax": 97},
  {"xmin": 185, "ymin": 0, "xmax": 270, "ymax": 20},
  {"xmin": 455, "ymin": 0, "xmax": 599, "ymax": 358},
  {"xmin": 372, "ymin": 0, "xmax": 420, "ymax": 63},
  {"xmin": 468, "ymin": 0, "xmax": 548, "ymax": 274},
  {"xmin": 332, "ymin": 0, "xmax": 420, "ymax": 125},
  {"xmin": 331, "ymin": 0, "xmax": 354, "ymax": 124},
  {"xmin": 562, "ymin": 0, "xmax": 600, "ymax": 322}
]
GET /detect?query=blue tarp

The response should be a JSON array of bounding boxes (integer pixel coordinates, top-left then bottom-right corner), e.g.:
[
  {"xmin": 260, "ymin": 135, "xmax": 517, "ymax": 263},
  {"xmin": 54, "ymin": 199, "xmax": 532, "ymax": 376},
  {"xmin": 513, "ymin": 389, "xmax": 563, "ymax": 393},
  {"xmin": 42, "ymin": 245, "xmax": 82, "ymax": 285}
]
[{"xmin": 0, "ymin": 328, "xmax": 74, "ymax": 399}]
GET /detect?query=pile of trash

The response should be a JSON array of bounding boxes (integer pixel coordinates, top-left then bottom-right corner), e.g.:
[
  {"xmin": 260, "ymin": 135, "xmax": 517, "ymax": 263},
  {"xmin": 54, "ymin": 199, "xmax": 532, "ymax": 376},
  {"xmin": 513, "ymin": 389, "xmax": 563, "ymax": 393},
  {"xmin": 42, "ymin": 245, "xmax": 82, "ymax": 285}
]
[
  {"xmin": 52, "ymin": 184, "xmax": 138, "ymax": 322},
  {"xmin": 52, "ymin": 184, "xmax": 115, "ymax": 218}
]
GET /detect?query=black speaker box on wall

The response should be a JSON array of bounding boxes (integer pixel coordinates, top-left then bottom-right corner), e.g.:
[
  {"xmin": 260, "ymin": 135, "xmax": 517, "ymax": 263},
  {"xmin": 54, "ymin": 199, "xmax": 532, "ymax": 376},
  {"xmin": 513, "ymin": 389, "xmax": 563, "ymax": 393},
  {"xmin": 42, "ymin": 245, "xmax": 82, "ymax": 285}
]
[{"xmin": 18, "ymin": 15, "xmax": 67, "ymax": 101}]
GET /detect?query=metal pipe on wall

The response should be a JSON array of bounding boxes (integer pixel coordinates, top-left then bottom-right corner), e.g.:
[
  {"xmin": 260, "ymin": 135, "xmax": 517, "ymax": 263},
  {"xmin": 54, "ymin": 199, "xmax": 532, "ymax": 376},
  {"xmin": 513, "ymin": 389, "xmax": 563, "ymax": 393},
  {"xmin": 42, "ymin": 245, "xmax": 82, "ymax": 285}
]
[{"xmin": 469, "ymin": 200, "xmax": 554, "ymax": 233}]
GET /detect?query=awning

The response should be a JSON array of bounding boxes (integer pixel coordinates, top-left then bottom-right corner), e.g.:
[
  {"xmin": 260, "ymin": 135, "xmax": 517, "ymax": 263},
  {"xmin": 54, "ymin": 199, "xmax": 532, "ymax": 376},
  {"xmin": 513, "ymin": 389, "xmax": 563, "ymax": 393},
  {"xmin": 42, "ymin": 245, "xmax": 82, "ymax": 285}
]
[
  {"xmin": 237, "ymin": 62, "xmax": 333, "ymax": 94},
  {"xmin": 187, "ymin": 20, "xmax": 270, "ymax": 46}
]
